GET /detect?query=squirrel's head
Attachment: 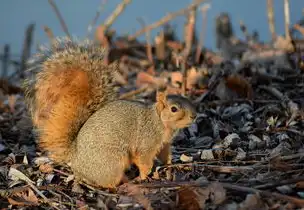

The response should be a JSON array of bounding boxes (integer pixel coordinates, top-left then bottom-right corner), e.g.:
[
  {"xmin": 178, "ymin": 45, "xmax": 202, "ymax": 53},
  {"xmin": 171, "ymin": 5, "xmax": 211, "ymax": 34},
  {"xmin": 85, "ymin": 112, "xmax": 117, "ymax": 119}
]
[{"xmin": 156, "ymin": 90, "xmax": 197, "ymax": 130}]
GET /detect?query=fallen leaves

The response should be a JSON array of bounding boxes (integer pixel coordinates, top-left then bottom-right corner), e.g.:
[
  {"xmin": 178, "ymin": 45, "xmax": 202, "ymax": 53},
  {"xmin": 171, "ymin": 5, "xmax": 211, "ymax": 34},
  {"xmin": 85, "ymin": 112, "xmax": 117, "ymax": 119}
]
[
  {"xmin": 177, "ymin": 182, "xmax": 226, "ymax": 210},
  {"xmin": 7, "ymin": 188, "xmax": 39, "ymax": 207}
]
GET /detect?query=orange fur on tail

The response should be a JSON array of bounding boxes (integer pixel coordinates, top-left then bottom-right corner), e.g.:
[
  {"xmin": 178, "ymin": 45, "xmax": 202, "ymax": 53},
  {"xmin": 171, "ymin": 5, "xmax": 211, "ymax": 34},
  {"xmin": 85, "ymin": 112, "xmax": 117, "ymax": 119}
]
[
  {"xmin": 35, "ymin": 68, "xmax": 91, "ymax": 162},
  {"xmin": 23, "ymin": 39, "xmax": 118, "ymax": 163}
]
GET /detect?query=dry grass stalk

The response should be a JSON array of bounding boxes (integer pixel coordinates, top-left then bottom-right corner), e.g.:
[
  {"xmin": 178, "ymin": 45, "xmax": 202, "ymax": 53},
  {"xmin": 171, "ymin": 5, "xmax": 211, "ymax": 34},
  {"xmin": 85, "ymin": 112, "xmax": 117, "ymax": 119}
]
[
  {"xmin": 195, "ymin": 3, "xmax": 210, "ymax": 64},
  {"xmin": 128, "ymin": 0, "xmax": 208, "ymax": 41},
  {"xmin": 119, "ymin": 85, "xmax": 148, "ymax": 100},
  {"xmin": 103, "ymin": 0, "xmax": 132, "ymax": 31},
  {"xmin": 47, "ymin": 0, "xmax": 71, "ymax": 38},
  {"xmin": 137, "ymin": 18, "xmax": 154, "ymax": 71},
  {"xmin": 20, "ymin": 23, "xmax": 35, "ymax": 79},
  {"xmin": 95, "ymin": 25, "xmax": 110, "ymax": 64},
  {"xmin": 1, "ymin": 44, "xmax": 10, "ymax": 78},
  {"xmin": 267, "ymin": 0, "xmax": 276, "ymax": 42},
  {"xmin": 284, "ymin": 0, "xmax": 291, "ymax": 40},
  {"xmin": 182, "ymin": 4, "xmax": 196, "ymax": 96},
  {"xmin": 86, "ymin": 0, "xmax": 108, "ymax": 37},
  {"xmin": 155, "ymin": 31, "xmax": 166, "ymax": 62},
  {"xmin": 239, "ymin": 20, "xmax": 250, "ymax": 41},
  {"xmin": 43, "ymin": 26, "xmax": 56, "ymax": 50}
]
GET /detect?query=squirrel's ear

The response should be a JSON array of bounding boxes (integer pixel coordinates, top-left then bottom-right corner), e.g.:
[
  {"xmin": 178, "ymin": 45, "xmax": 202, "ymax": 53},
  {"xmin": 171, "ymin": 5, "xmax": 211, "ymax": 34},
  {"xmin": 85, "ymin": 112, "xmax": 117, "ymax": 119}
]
[{"xmin": 156, "ymin": 88, "xmax": 168, "ymax": 115}]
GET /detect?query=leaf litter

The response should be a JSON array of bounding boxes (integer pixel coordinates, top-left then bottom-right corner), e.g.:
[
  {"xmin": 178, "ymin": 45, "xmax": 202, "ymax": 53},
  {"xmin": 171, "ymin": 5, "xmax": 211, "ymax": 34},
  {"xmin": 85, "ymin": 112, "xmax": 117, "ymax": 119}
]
[{"xmin": 1, "ymin": 0, "xmax": 304, "ymax": 209}]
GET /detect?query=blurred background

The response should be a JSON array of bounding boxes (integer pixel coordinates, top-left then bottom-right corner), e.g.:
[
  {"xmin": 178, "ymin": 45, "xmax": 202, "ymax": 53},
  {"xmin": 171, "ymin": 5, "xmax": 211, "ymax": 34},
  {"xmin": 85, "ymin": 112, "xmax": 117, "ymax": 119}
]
[{"xmin": 1, "ymin": 0, "xmax": 303, "ymax": 56}]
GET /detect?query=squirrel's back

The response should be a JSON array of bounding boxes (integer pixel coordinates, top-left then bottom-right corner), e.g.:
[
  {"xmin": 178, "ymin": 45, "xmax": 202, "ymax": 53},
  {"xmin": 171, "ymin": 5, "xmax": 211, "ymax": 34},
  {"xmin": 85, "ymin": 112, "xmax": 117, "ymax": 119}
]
[
  {"xmin": 70, "ymin": 100, "xmax": 165, "ymax": 187},
  {"xmin": 24, "ymin": 38, "xmax": 118, "ymax": 162}
]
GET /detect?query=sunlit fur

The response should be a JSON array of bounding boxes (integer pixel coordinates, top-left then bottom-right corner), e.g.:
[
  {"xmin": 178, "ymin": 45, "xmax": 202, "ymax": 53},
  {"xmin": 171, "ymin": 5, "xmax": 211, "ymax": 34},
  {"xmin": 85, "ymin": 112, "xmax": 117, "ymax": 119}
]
[{"xmin": 24, "ymin": 38, "xmax": 197, "ymax": 188}]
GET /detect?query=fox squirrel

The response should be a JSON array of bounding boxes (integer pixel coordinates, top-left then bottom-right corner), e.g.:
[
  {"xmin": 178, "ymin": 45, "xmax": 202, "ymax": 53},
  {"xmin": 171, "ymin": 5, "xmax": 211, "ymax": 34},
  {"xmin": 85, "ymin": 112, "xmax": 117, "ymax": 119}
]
[{"xmin": 23, "ymin": 38, "xmax": 197, "ymax": 188}]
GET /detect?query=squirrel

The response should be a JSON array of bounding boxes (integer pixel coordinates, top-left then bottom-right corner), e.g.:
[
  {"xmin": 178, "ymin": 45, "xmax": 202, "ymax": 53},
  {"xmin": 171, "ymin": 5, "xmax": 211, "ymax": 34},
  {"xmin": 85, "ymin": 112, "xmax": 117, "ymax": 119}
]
[{"xmin": 23, "ymin": 38, "xmax": 197, "ymax": 188}]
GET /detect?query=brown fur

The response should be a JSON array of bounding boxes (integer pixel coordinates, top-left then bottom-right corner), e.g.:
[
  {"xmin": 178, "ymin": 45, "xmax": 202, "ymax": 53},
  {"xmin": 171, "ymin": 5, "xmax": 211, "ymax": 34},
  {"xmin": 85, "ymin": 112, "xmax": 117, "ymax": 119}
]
[
  {"xmin": 24, "ymin": 40, "xmax": 197, "ymax": 188},
  {"xmin": 70, "ymin": 97, "xmax": 196, "ymax": 188},
  {"xmin": 24, "ymin": 40, "xmax": 118, "ymax": 163}
]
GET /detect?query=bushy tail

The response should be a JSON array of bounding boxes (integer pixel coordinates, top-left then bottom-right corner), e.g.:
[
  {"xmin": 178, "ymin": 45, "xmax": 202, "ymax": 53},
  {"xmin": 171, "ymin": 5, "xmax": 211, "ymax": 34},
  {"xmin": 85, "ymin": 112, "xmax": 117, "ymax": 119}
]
[{"xmin": 23, "ymin": 38, "xmax": 118, "ymax": 163}]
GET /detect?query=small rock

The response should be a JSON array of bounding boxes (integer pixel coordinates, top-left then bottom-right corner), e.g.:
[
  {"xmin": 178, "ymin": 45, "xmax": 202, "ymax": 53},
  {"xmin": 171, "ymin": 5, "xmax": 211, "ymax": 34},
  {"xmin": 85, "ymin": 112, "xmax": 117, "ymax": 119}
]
[
  {"xmin": 180, "ymin": 154, "xmax": 193, "ymax": 163},
  {"xmin": 270, "ymin": 142, "xmax": 292, "ymax": 157},
  {"xmin": 235, "ymin": 147, "xmax": 246, "ymax": 160},
  {"xmin": 188, "ymin": 123, "xmax": 198, "ymax": 137},
  {"xmin": 248, "ymin": 134, "xmax": 262, "ymax": 150},
  {"xmin": 297, "ymin": 192, "xmax": 304, "ymax": 198},
  {"xmin": 194, "ymin": 136, "xmax": 213, "ymax": 147},
  {"xmin": 45, "ymin": 174, "xmax": 55, "ymax": 184},
  {"xmin": 223, "ymin": 133, "xmax": 240, "ymax": 149},
  {"xmin": 277, "ymin": 133, "xmax": 290, "ymax": 142},
  {"xmin": 0, "ymin": 143, "xmax": 6, "ymax": 152},
  {"xmin": 34, "ymin": 156, "xmax": 52, "ymax": 166},
  {"xmin": 195, "ymin": 176, "xmax": 208, "ymax": 183},
  {"xmin": 200, "ymin": 150, "xmax": 214, "ymax": 160},
  {"xmin": 276, "ymin": 185, "xmax": 293, "ymax": 194}
]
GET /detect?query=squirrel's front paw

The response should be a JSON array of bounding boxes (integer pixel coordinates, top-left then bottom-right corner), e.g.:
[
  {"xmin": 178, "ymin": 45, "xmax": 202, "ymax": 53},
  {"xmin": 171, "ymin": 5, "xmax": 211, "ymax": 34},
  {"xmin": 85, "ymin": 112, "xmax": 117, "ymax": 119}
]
[{"xmin": 132, "ymin": 176, "xmax": 153, "ymax": 184}]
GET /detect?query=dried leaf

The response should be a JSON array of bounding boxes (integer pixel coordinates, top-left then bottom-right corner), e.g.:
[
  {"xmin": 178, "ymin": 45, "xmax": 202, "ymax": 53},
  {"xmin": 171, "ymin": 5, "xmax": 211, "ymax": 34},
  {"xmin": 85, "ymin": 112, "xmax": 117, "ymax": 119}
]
[
  {"xmin": 76, "ymin": 199, "xmax": 89, "ymax": 210},
  {"xmin": 8, "ymin": 167, "xmax": 34, "ymax": 184},
  {"xmin": 7, "ymin": 188, "xmax": 39, "ymax": 206},
  {"xmin": 136, "ymin": 71, "xmax": 166, "ymax": 88},
  {"xmin": 296, "ymin": 181, "xmax": 304, "ymax": 189},
  {"xmin": 23, "ymin": 155, "xmax": 28, "ymax": 165},
  {"xmin": 39, "ymin": 163, "xmax": 54, "ymax": 173},
  {"xmin": 224, "ymin": 74, "xmax": 253, "ymax": 100},
  {"xmin": 238, "ymin": 194, "xmax": 267, "ymax": 210},
  {"xmin": 118, "ymin": 184, "xmax": 152, "ymax": 210},
  {"xmin": 170, "ymin": 68, "xmax": 202, "ymax": 89},
  {"xmin": 8, "ymin": 95, "xmax": 16, "ymax": 113},
  {"xmin": 177, "ymin": 186, "xmax": 209, "ymax": 210},
  {"xmin": 3, "ymin": 153, "xmax": 16, "ymax": 165},
  {"xmin": 208, "ymin": 182, "xmax": 226, "ymax": 205},
  {"xmin": 113, "ymin": 71, "xmax": 128, "ymax": 85}
]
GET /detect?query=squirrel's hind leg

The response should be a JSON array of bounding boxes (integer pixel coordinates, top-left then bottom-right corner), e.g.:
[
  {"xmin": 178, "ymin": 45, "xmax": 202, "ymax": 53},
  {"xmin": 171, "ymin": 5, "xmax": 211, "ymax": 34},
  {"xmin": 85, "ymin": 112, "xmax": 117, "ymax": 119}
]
[{"xmin": 132, "ymin": 153, "xmax": 154, "ymax": 180}]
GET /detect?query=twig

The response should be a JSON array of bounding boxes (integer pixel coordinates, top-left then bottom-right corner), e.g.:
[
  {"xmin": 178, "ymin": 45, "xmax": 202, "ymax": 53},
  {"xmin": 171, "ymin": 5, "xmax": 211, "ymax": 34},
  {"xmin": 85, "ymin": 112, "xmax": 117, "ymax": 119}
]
[
  {"xmin": 239, "ymin": 20, "xmax": 250, "ymax": 41},
  {"xmin": 0, "ymin": 185, "xmax": 30, "ymax": 198},
  {"xmin": 137, "ymin": 17, "xmax": 154, "ymax": 68},
  {"xmin": 293, "ymin": 24, "xmax": 304, "ymax": 37},
  {"xmin": 79, "ymin": 181, "xmax": 118, "ymax": 197},
  {"xmin": 183, "ymin": 3, "xmax": 196, "ymax": 58},
  {"xmin": 182, "ymin": 2, "xmax": 197, "ymax": 96},
  {"xmin": 280, "ymin": 153, "xmax": 304, "ymax": 161},
  {"xmin": 119, "ymin": 86, "xmax": 148, "ymax": 100},
  {"xmin": 128, "ymin": 0, "xmax": 208, "ymax": 40},
  {"xmin": 43, "ymin": 26, "xmax": 56, "ymax": 49},
  {"xmin": 195, "ymin": 4, "xmax": 210, "ymax": 64},
  {"xmin": 267, "ymin": 0, "xmax": 276, "ymax": 42},
  {"xmin": 255, "ymin": 177, "xmax": 304, "ymax": 190},
  {"xmin": 103, "ymin": 0, "xmax": 132, "ymax": 31},
  {"xmin": 19, "ymin": 23, "xmax": 35, "ymax": 79},
  {"xmin": 86, "ymin": 0, "xmax": 107, "ymax": 38},
  {"xmin": 138, "ymin": 181, "xmax": 304, "ymax": 207},
  {"xmin": 222, "ymin": 183, "xmax": 304, "ymax": 207},
  {"xmin": 181, "ymin": 61, "xmax": 187, "ymax": 96},
  {"xmin": 284, "ymin": 0, "xmax": 291, "ymax": 40},
  {"xmin": 1, "ymin": 44, "xmax": 10, "ymax": 78},
  {"xmin": 48, "ymin": 0, "xmax": 71, "ymax": 38}
]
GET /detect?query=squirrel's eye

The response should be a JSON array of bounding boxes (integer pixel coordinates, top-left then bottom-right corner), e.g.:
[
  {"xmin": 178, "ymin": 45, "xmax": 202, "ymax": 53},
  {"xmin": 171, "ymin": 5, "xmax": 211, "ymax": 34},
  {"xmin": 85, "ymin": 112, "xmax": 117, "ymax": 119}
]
[{"xmin": 171, "ymin": 106, "xmax": 178, "ymax": 112}]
